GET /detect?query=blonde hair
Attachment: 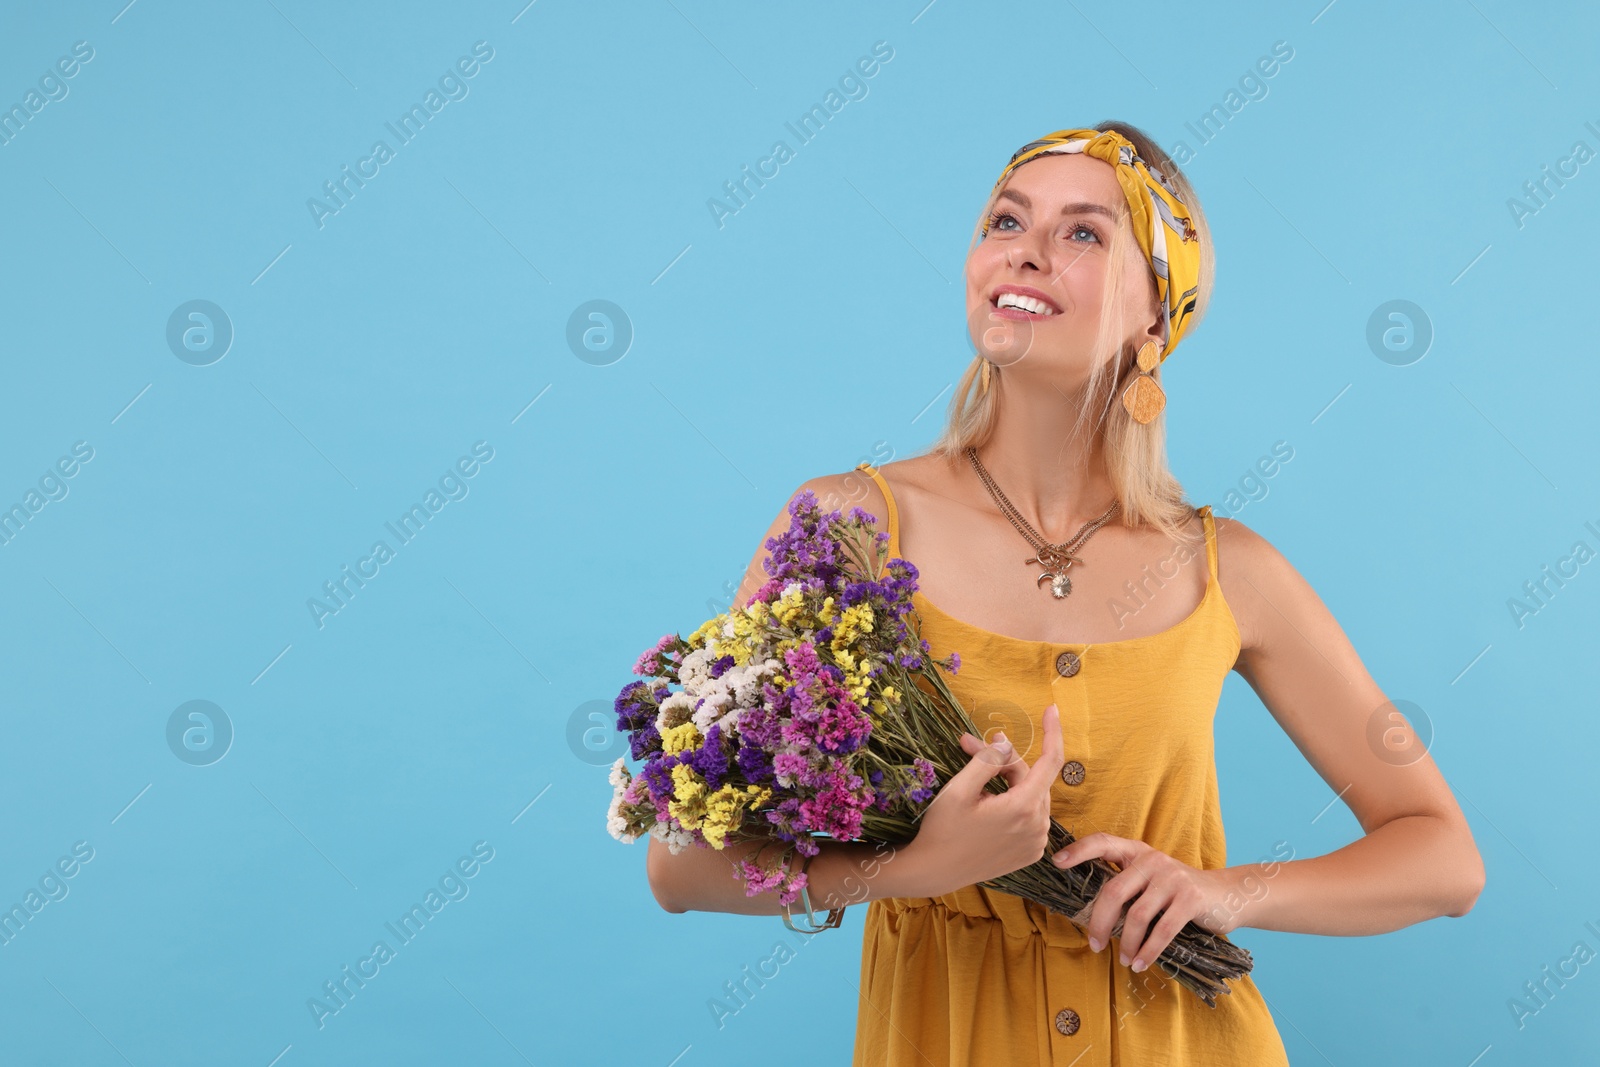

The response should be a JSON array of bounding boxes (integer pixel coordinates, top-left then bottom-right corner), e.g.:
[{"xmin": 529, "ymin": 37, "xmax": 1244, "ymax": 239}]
[{"xmin": 926, "ymin": 120, "xmax": 1216, "ymax": 545}]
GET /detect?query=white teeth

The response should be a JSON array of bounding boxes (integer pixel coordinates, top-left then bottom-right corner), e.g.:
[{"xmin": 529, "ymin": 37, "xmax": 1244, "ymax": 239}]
[{"xmin": 995, "ymin": 292, "xmax": 1056, "ymax": 315}]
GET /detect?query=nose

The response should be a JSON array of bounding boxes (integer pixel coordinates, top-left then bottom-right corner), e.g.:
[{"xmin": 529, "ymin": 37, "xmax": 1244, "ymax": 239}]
[{"xmin": 1005, "ymin": 229, "xmax": 1054, "ymax": 276}]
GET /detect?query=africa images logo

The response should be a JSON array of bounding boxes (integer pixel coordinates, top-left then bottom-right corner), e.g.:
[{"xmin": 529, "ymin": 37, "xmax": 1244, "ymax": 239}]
[
  {"xmin": 307, "ymin": 41, "xmax": 495, "ymax": 229},
  {"xmin": 307, "ymin": 441, "xmax": 494, "ymax": 629}
]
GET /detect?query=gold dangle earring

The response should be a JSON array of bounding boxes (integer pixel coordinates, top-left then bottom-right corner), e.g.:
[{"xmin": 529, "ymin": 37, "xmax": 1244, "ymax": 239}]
[{"xmin": 1120, "ymin": 340, "xmax": 1165, "ymax": 424}]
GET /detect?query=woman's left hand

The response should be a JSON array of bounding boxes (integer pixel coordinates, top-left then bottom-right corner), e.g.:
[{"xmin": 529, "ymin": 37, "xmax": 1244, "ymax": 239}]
[{"xmin": 1051, "ymin": 832, "xmax": 1235, "ymax": 972}]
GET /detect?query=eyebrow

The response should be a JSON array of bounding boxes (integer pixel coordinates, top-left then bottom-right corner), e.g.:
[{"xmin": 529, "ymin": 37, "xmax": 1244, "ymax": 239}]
[{"xmin": 995, "ymin": 188, "xmax": 1119, "ymax": 220}]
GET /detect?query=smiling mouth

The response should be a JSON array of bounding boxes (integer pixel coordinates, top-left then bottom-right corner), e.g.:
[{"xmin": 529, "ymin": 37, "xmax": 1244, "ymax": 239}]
[{"xmin": 991, "ymin": 292, "xmax": 1059, "ymax": 318}]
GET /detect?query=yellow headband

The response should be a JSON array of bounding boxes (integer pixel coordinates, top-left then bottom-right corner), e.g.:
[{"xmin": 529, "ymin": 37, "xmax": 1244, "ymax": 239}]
[{"xmin": 983, "ymin": 127, "xmax": 1201, "ymax": 360}]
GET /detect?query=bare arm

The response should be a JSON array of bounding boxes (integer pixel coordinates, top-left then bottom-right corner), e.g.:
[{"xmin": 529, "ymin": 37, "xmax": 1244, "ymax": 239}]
[
  {"xmin": 1211, "ymin": 516, "xmax": 1486, "ymax": 936},
  {"xmin": 647, "ymin": 834, "xmax": 921, "ymax": 915}
]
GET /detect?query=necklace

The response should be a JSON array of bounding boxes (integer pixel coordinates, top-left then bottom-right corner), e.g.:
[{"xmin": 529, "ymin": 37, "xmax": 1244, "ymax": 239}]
[{"xmin": 964, "ymin": 446, "xmax": 1121, "ymax": 600}]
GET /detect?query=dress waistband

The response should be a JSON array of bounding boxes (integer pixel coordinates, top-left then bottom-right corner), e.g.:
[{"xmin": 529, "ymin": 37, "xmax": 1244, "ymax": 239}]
[{"xmin": 880, "ymin": 883, "xmax": 1092, "ymax": 950}]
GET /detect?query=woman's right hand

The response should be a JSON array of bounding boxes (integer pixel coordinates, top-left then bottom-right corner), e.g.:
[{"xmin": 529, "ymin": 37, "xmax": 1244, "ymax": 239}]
[{"xmin": 898, "ymin": 704, "xmax": 1065, "ymax": 899}]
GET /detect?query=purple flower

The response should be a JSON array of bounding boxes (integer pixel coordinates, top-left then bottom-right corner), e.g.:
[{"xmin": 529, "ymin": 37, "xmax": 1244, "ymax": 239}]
[
  {"xmin": 628, "ymin": 722, "xmax": 661, "ymax": 762},
  {"xmin": 638, "ymin": 752, "xmax": 677, "ymax": 800},
  {"xmin": 735, "ymin": 743, "xmax": 774, "ymax": 783},
  {"xmin": 678, "ymin": 723, "xmax": 732, "ymax": 789}
]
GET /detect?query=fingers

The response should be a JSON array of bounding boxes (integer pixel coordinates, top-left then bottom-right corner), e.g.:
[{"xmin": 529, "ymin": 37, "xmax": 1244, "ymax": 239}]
[
  {"xmin": 1080, "ymin": 861, "xmax": 1150, "ymax": 954},
  {"xmin": 961, "ymin": 700, "xmax": 1064, "ymax": 800},
  {"xmin": 1052, "ymin": 831, "xmax": 1131, "ymax": 869},
  {"xmin": 983, "ymin": 731, "xmax": 1030, "ymax": 788},
  {"xmin": 1129, "ymin": 906, "xmax": 1193, "ymax": 973},
  {"xmin": 1115, "ymin": 884, "xmax": 1171, "ymax": 968},
  {"xmin": 945, "ymin": 732, "xmax": 1024, "ymax": 799},
  {"xmin": 1022, "ymin": 704, "xmax": 1065, "ymax": 793},
  {"xmin": 960, "ymin": 729, "xmax": 1028, "ymax": 781}
]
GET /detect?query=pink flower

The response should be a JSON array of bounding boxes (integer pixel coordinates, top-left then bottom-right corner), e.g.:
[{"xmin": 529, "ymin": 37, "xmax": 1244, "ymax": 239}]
[
  {"xmin": 632, "ymin": 634, "xmax": 677, "ymax": 676},
  {"xmin": 772, "ymin": 752, "xmax": 812, "ymax": 785},
  {"xmin": 776, "ymin": 870, "xmax": 809, "ymax": 908}
]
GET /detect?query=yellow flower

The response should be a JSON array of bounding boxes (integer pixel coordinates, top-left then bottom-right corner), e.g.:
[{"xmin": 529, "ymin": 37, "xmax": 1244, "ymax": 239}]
[
  {"xmin": 771, "ymin": 584, "xmax": 809, "ymax": 628},
  {"xmin": 687, "ymin": 615, "xmax": 722, "ymax": 651},
  {"xmin": 661, "ymin": 722, "xmax": 703, "ymax": 756},
  {"xmin": 701, "ymin": 783, "xmax": 772, "ymax": 849},
  {"xmin": 668, "ymin": 763, "xmax": 708, "ymax": 829},
  {"xmin": 840, "ymin": 663, "xmax": 865, "ymax": 695},
  {"xmin": 725, "ymin": 609, "xmax": 767, "ymax": 666},
  {"xmin": 829, "ymin": 603, "xmax": 875, "ymax": 649}
]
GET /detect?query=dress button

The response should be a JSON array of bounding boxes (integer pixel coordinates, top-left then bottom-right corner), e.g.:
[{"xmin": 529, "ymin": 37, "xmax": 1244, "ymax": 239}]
[
  {"xmin": 1055, "ymin": 650, "xmax": 1081, "ymax": 677},
  {"xmin": 1054, "ymin": 1007, "xmax": 1081, "ymax": 1036},
  {"xmin": 1060, "ymin": 760, "xmax": 1085, "ymax": 786}
]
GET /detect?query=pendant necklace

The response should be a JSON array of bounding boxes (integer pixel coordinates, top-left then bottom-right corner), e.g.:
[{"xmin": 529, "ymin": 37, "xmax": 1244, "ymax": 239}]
[{"xmin": 965, "ymin": 446, "xmax": 1121, "ymax": 600}]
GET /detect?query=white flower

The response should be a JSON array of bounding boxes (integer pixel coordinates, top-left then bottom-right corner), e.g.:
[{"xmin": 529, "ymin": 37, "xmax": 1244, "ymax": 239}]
[
  {"xmin": 608, "ymin": 756, "xmax": 630, "ymax": 789},
  {"xmin": 607, "ymin": 812, "xmax": 638, "ymax": 843},
  {"xmin": 733, "ymin": 658, "xmax": 780, "ymax": 707},
  {"xmin": 691, "ymin": 671, "xmax": 732, "ymax": 729},
  {"xmin": 606, "ymin": 779, "xmax": 641, "ymax": 844},
  {"xmin": 691, "ymin": 684, "xmax": 733, "ymax": 732},
  {"xmin": 655, "ymin": 691, "xmax": 695, "ymax": 732},
  {"xmin": 651, "ymin": 824, "xmax": 696, "ymax": 854},
  {"xmin": 679, "ymin": 647, "xmax": 714, "ymax": 693}
]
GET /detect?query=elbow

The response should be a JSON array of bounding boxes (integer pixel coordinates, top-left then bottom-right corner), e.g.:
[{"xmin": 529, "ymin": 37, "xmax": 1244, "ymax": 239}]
[
  {"xmin": 1445, "ymin": 873, "xmax": 1485, "ymax": 919},
  {"xmin": 1443, "ymin": 849, "xmax": 1487, "ymax": 919},
  {"xmin": 646, "ymin": 839, "xmax": 687, "ymax": 914}
]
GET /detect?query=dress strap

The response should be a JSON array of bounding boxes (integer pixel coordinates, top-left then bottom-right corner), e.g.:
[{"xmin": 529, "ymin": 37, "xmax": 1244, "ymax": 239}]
[
  {"xmin": 853, "ymin": 462, "xmax": 901, "ymax": 562},
  {"xmin": 1199, "ymin": 504, "xmax": 1220, "ymax": 582}
]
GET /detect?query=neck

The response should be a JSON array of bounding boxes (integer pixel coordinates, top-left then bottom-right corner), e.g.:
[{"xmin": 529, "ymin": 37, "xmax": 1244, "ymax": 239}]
[{"xmin": 966, "ymin": 375, "xmax": 1120, "ymax": 540}]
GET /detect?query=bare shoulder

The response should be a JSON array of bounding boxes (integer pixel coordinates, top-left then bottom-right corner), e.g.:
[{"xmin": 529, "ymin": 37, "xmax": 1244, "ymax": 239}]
[
  {"xmin": 1210, "ymin": 511, "xmax": 1274, "ymax": 575},
  {"xmin": 805, "ymin": 453, "xmax": 953, "ymax": 528},
  {"xmin": 1211, "ymin": 512, "xmax": 1334, "ymax": 660},
  {"xmin": 730, "ymin": 459, "xmax": 922, "ymax": 608}
]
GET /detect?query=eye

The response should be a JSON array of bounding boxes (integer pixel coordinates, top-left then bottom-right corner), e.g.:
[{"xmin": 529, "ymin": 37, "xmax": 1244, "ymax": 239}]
[
  {"xmin": 1064, "ymin": 221, "xmax": 1102, "ymax": 244},
  {"xmin": 985, "ymin": 211, "xmax": 1020, "ymax": 234}
]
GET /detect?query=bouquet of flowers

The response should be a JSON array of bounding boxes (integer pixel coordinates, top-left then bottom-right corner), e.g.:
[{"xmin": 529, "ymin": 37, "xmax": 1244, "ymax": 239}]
[{"xmin": 606, "ymin": 489, "xmax": 1253, "ymax": 1006}]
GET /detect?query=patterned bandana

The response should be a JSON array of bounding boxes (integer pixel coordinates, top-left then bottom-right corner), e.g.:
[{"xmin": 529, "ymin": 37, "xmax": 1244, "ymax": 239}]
[{"xmin": 982, "ymin": 127, "xmax": 1202, "ymax": 360}]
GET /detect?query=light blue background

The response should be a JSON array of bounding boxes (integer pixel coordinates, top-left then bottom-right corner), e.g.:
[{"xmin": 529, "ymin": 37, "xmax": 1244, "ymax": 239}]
[{"xmin": 1, "ymin": 1, "xmax": 1596, "ymax": 1063}]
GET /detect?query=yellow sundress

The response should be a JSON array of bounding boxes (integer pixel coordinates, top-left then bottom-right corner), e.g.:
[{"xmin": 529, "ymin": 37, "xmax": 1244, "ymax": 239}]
[{"xmin": 850, "ymin": 462, "xmax": 1292, "ymax": 1066}]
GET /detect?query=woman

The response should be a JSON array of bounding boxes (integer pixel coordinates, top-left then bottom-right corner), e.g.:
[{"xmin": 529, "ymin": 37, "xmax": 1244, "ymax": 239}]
[{"xmin": 647, "ymin": 122, "xmax": 1486, "ymax": 1065}]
